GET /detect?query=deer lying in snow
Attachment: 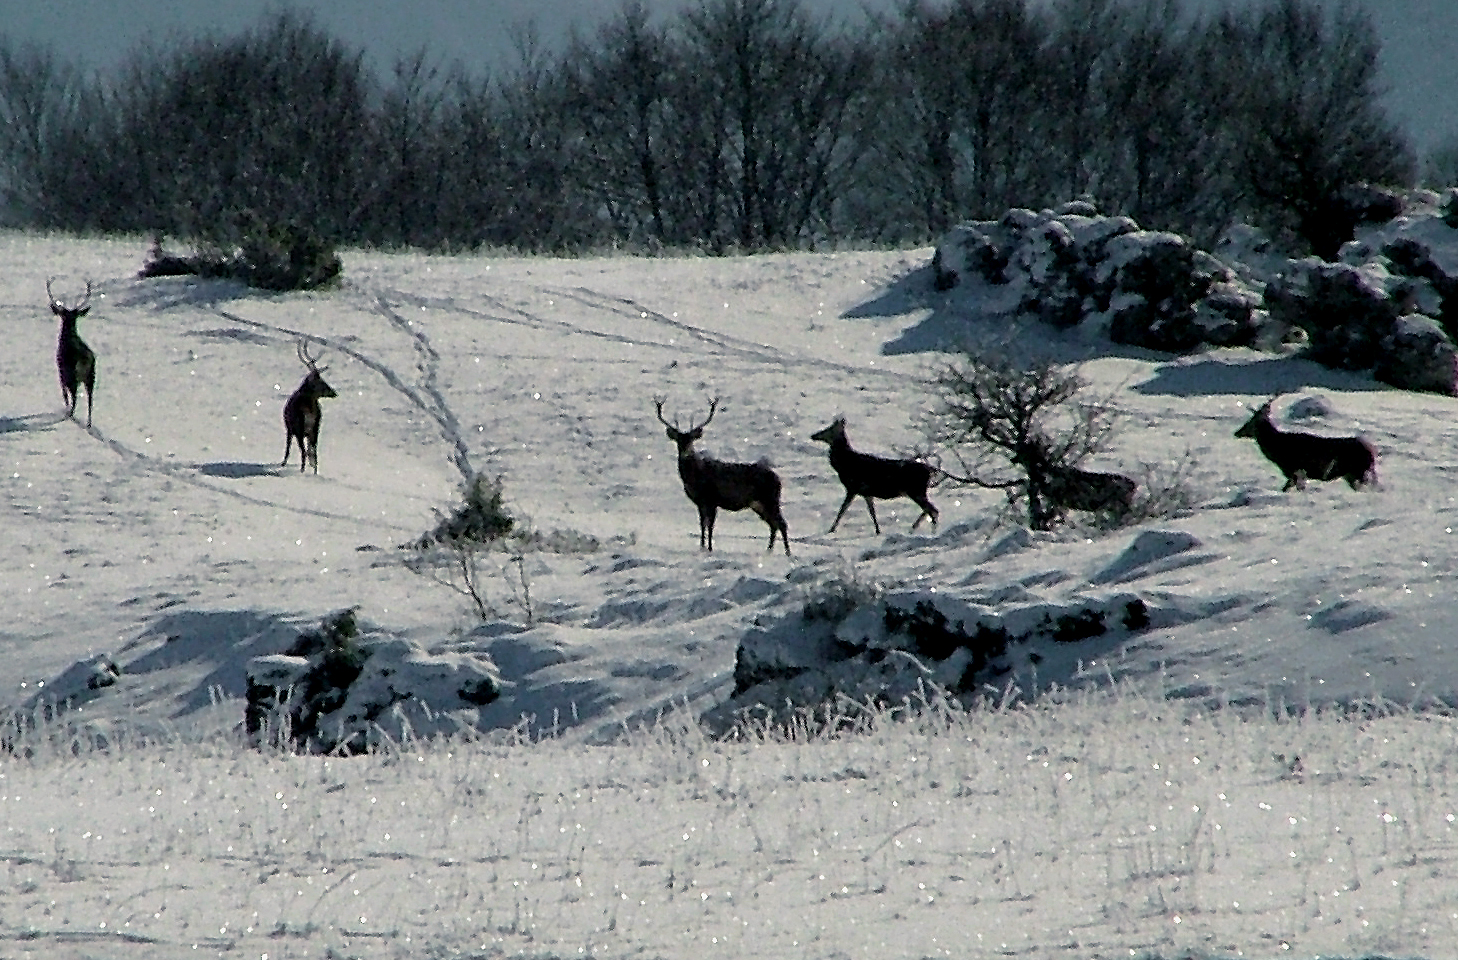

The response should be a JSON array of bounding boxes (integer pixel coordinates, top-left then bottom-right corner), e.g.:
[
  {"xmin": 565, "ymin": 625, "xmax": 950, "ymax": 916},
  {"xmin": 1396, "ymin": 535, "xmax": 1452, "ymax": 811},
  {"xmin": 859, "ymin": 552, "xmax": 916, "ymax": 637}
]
[
  {"xmin": 810, "ymin": 417, "xmax": 938, "ymax": 534},
  {"xmin": 1041, "ymin": 462, "xmax": 1138, "ymax": 515},
  {"xmin": 1235, "ymin": 398, "xmax": 1377, "ymax": 491},
  {"xmin": 656, "ymin": 398, "xmax": 790, "ymax": 555}
]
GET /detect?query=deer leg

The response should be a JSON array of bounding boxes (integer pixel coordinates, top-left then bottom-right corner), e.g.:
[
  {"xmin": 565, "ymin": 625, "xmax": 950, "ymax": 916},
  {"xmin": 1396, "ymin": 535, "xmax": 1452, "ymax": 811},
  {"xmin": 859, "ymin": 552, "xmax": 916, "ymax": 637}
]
[
  {"xmin": 754, "ymin": 504, "xmax": 790, "ymax": 555},
  {"xmin": 863, "ymin": 497, "xmax": 882, "ymax": 535},
  {"xmin": 909, "ymin": 495, "xmax": 939, "ymax": 530},
  {"xmin": 699, "ymin": 505, "xmax": 716, "ymax": 550},
  {"xmin": 84, "ymin": 387, "xmax": 93, "ymax": 429},
  {"xmin": 828, "ymin": 490, "xmax": 857, "ymax": 532}
]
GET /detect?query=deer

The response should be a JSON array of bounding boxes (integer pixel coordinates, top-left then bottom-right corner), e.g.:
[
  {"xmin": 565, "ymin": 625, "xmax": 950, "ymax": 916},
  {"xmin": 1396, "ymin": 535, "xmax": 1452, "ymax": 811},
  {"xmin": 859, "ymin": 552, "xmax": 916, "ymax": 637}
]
[
  {"xmin": 1020, "ymin": 437, "xmax": 1138, "ymax": 524},
  {"xmin": 810, "ymin": 417, "xmax": 938, "ymax": 534},
  {"xmin": 1236, "ymin": 398, "xmax": 1377, "ymax": 491},
  {"xmin": 1042, "ymin": 462, "xmax": 1138, "ymax": 514},
  {"xmin": 282, "ymin": 339, "xmax": 338, "ymax": 474},
  {"xmin": 655, "ymin": 398, "xmax": 790, "ymax": 555},
  {"xmin": 47, "ymin": 278, "xmax": 97, "ymax": 428}
]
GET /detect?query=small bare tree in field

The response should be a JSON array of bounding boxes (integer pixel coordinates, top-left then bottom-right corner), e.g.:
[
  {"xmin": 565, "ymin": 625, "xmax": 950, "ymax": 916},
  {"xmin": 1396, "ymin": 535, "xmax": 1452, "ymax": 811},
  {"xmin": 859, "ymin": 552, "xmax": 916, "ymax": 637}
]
[{"xmin": 924, "ymin": 350, "xmax": 1133, "ymax": 531}]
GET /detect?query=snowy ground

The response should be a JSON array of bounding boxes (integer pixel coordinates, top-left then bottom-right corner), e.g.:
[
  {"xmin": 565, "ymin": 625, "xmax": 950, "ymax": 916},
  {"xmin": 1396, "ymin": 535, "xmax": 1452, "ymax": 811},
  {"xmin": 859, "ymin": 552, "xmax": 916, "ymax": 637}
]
[{"xmin": 3, "ymin": 232, "xmax": 1457, "ymax": 958}]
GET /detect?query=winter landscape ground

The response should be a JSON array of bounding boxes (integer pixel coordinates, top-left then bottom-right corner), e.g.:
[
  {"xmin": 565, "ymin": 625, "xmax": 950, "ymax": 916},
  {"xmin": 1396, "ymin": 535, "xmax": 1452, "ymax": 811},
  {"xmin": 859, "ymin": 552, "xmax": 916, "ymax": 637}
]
[{"xmin": 4, "ymin": 229, "xmax": 1458, "ymax": 959}]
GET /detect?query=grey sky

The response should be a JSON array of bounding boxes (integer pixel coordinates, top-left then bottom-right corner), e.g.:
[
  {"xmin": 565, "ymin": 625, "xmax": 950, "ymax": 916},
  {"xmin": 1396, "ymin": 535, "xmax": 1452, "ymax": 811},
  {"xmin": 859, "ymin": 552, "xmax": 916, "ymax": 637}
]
[{"xmin": 6, "ymin": 0, "xmax": 1456, "ymax": 152}]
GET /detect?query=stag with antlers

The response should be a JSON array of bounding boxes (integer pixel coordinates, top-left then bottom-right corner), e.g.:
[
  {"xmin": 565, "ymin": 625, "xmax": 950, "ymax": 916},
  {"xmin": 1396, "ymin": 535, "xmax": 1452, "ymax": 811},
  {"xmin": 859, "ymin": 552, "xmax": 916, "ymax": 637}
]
[
  {"xmin": 282, "ymin": 339, "xmax": 338, "ymax": 474},
  {"xmin": 47, "ymin": 278, "xmax": 97, "ymax": 428},
  {"xmin": 655, "ymin": 398, "xmax": 790, "ymax": 555}
]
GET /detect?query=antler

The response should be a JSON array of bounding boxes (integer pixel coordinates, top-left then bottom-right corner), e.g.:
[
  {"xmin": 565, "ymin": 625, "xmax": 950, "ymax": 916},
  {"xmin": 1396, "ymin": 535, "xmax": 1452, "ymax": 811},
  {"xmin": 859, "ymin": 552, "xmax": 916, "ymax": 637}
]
[
  {"xmin": 297, "ymin": 338, "xmax": 328, "ymax": 372},
  {"xmin": 47, "ymin": 277, "xmax": 92, "ymax": 311},
  {"xmin": 655, "ymin": 397, "xmax": 719, "ymax": 432},
  {"xmin": 653, "ymin": 397, "xmax": 675, "ymax": 429},
  {"xmin": 699, "ymin": 397, "xmax": 720, "ymax": 430}
]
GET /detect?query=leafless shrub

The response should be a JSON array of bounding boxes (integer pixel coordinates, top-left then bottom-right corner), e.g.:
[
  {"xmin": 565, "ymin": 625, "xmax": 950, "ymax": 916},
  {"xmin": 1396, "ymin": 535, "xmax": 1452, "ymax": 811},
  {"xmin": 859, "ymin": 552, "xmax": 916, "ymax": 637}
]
[
  {"xmin": 924, "ymin": 349, "xmax": 1131, "ymax": 532},
  {"xmin": 404, "ymin": 473, "xmax": 599, "ymax": 624}
]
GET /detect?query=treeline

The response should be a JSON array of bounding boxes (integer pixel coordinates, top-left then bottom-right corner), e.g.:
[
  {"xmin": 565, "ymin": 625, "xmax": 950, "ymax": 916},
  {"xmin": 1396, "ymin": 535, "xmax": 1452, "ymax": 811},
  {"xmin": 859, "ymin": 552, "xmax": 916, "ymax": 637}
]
[{"xmin": 0, "ymin": 0, "xmax": 1415, "ymax": 257}]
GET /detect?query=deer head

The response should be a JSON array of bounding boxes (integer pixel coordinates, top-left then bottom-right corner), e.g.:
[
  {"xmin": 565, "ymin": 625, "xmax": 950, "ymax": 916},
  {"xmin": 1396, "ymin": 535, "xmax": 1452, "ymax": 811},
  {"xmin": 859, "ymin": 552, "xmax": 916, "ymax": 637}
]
[
  {"xmin": 47, "ymin": 277, "xmax": 92, "ymax": 324},
  {"xmin": 655, "ymin": 397, "xmax": 718, "ymax": 455},
  {"xmin": 294, "ymin": 339, "xmax": 335, "ymax": 396}
]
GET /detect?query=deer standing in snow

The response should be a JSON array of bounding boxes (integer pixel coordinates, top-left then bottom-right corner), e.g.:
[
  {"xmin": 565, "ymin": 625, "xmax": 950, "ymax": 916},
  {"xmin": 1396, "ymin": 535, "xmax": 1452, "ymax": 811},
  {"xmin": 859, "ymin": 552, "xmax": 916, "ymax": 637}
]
[
  {"xmin": 656, "ymin": 398, "xmax": 790, "ymax": 555},
  {"xmin": 810, "ymin": 417, "xmax": 938, "ymax": 534},
  {"xmin": 282, "ymin": 339, "xmax": 337, "ymax": 474},
  {"xmin": 47, "ymin": 278, "xmax": 97, "ymax": 428}
]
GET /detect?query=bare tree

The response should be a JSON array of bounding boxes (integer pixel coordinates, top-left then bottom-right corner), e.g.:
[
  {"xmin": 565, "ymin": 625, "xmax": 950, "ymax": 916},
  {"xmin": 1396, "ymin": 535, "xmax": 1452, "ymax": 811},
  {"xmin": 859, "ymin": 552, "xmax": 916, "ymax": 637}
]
[
  {"xmin": 1215, "ymin": 0, "xmax": 1413, "ymax": 258},
  {"xmin": 925, "ymin": 350, "xmax": 1124, "ymax": 531},
  {"xmin": 560, "ymin": 2, "xmax": 676, "ymax": 246},
  {"xmin": 0, "ymin": 38, "xmax": 85, "ymax": 225},
  {"xmin": 676, "ymin": 0, "xmax": 868, "ymax": 250},
  {"xmin": 361, "ymin": 49, "xmax": 450, "ymax": 247}
]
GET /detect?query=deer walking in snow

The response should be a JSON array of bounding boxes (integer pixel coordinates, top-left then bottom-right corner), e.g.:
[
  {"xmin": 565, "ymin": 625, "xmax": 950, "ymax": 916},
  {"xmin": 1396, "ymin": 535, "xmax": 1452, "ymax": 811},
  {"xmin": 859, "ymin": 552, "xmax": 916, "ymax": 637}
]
[
  {"xmin": 810, "ymin": 417, "xmax": 938, "ymax": 534},
  {"xmin": 47, "ymin": 278, "xmax": 97, "ymax": 428},
  {"xmin": 656, "ymin": 398, "xmax": 790, "ymax": 555},
  {"xmin": 1235, "ymin": 398, "xmax": 1377, "ymax": 491},
  {"xmin": 282, "ymin": 339, "xmax": 338, "ymax": 474}
]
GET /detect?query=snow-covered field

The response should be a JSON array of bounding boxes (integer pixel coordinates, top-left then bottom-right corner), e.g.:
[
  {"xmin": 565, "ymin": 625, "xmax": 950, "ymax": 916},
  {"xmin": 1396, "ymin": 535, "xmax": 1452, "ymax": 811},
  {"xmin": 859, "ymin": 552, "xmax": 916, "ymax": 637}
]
[{"xmin": 4, "ymin": 232, "xmax": 1458, "ymax": 958}]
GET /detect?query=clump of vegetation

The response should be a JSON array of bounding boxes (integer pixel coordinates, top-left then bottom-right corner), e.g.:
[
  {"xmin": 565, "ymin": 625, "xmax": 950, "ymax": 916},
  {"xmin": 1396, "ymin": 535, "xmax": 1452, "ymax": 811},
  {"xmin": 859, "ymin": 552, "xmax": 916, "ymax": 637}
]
[
  {"xmin": 801, "ymin": 565, "xmax": 882, "ymax": 623},
  {"xmin": 405, "ymin": 473, "xmax": 600, "ymax": 625},
  {"xmin": 418, "ymin": 473, "xmax": 516, "ymax": 547},
  {"xmin": 1050, "ymin": 608, "xmax": 1106, "ymax": 643},
  {"xmin": 247, "ymin": 608, "xmax": 371, "ymax": 752},
  {"xmin": 140, "ymin": 216, "xmax": 342, "ymax": 292},
  {"xmin": 286, "ymin": 606, "xmax": 368, "ymax": 691}
]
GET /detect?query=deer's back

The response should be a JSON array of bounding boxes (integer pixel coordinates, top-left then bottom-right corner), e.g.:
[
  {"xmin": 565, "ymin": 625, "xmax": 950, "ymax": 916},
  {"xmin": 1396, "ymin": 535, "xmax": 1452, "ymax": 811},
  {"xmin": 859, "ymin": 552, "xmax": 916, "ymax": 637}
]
[
  {"xmin": 56, "ymin": 332, "xmax": 94, "ymax": 366},
  {"xmin": 1254, "ymin": 417, "xmax": 1375, "ymax": 482},
  {"xmin": 680, "ymin": 453, "xmax": 781, "ymax": 509},
  {"xmin": 831, "ymin": 444, "xmax": 931, "ymax": 498}
]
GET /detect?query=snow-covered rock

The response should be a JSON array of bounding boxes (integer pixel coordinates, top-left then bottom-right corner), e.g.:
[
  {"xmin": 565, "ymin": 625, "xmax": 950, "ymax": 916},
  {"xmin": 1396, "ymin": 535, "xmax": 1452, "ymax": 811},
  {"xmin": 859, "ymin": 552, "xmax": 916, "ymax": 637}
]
[
  {"xmin": 703, "ymin": 586, "xmax": 1151, "ymax": 734},
  {"xmin": 1377, "ymin": 313, "xmax": 1458, "ymax": 395},
  {"xmin": 932, "ymin": 202, "xmax": 1267, "ymax": 352},
  {"xmin": 245, "ymin": 611, "xmax": 504, "ymax": 754},
  {"xmin": 2, "ymin": 654, "xmax": 121, "ymax": 753}
]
